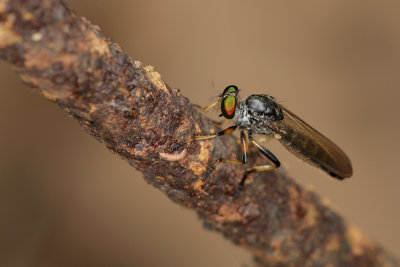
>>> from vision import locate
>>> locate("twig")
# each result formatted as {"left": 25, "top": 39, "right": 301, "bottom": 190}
{"left": 0, "top": 0, "right": 397, "bottom": 266}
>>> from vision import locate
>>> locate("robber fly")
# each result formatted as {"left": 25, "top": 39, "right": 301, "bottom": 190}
{"left": 195, "top": 85, "right": 353, "bottom": 190}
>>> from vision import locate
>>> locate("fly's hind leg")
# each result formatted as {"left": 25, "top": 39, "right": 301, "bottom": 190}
{"left": 238, "top": 133, "right": 281, "bottom": 192}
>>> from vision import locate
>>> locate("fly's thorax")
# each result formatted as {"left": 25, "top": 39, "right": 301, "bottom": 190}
{"left": 234, "top": 95, "right": 283, "bottom": 135}
{"left": 245, "top": 95, "right": 283, "bottom": 120}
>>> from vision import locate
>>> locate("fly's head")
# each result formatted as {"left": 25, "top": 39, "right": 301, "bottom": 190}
{"left": 219, "top": 85, "right": 239, "bottom": 119}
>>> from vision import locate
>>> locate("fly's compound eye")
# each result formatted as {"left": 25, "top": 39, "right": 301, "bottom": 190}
{"left": 222, "top": 85, "right": 238, "bottom": 97}
{"left": 220, "top": 85, "right": 238, "bottom": 119}
{"left": 221, "top": 94, "right": 237, "bottom": 119}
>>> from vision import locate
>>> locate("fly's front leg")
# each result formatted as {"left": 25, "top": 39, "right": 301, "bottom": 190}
{"left": 194, "top": 102, "right": 225, "bottom": 125}
{"left": 238, "top": 133, "right": 281, "bottom": 191}
{"left": 194, "top": 101, "right": 219, "bottom": 112}
{"left": 194, "top": 125, "right": 237, "bottom": 141}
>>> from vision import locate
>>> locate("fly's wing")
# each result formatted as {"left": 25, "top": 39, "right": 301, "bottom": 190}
{"left": 268, "top": 107, "right": 353, "bottom": 179}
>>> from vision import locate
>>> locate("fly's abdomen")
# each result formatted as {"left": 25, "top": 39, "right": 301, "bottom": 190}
{"left": 279, "top": 125, "right": 328, "bottom": 163}
{"left": 273, "top": 113, "right": 352, "bottom": 179}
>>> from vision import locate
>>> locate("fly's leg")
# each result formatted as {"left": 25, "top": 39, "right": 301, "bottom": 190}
{"left": 238, "top": 133, "right": 281, "bottom": 191}
{"left": 219, "top": 131, "right": 248, "bottom": 165}
{"left": 194, "top": 102, "right": 224, "bottom": 125}
{"left": 194, "top": 126, "right": 237, "bottom": 141}
{"left": 194, "top": 127, "right": 243, "bottom": 173}
{"left": 194, "top": 101, "right": 219, "bottom": 112}
{"left": 248, "top": 133, "right": 280, "bottom": 167}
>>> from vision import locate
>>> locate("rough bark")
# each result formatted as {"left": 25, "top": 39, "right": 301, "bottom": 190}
{"left": 0, "top": 0, "right": 397, "bottom": 266}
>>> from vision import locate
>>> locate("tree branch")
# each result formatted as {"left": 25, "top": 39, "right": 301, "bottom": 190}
{"left": 0, "top": 0, "right": 397, "bottom": 266}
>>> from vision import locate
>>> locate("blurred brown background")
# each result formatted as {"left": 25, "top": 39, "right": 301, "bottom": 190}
{"left": 1, "top": 0, "right": 400, "bottom": 266}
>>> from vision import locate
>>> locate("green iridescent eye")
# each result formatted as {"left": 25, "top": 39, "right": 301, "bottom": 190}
{"left": 222, "top": 85, "right": 238, "bottom": 97}
{"left": 221, "top": 95, "right": 236, "bottom": 119}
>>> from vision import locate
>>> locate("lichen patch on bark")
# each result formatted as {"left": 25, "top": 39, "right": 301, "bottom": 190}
{"left": 214, "top": 204, "right": 243, "bottom": 223}
{"left": 0, "top": 13, "right": 21, "bottom": 48}
{"left": 189, "top": 162, "right": 206, "bottom": 176}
